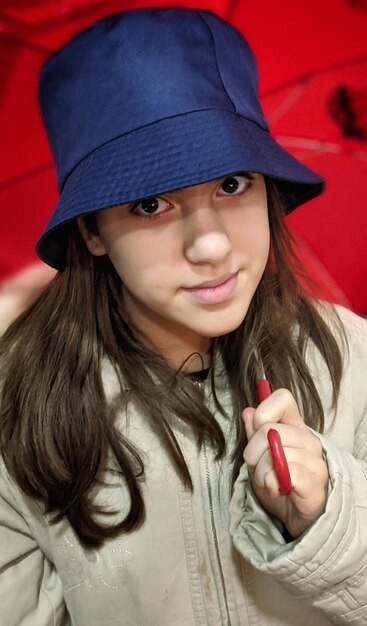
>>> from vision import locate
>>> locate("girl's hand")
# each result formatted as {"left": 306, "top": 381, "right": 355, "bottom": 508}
{"left": 242, "top": 389, "right": 329, "bottom": 539}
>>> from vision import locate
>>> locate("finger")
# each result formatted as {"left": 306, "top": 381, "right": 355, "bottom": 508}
{"left": 252, "top": 448, "right": 328, "bottom": 499}
{"left": 244, "top": 423, "right": 320, "bottom": 469}
{"left": 242, "top": 407, "right": 256, "bottom": 441}
{"left": 256, "top": 379, "right": 271, "bottom": 403}
{"left": 267, "top": 429, "right": 292, "bottom": 495}
{"left": 252, "top": 388, "right": 306, "bottom": 432}
{"left": 245, "top": 430, "right": 293, "bottom": 495}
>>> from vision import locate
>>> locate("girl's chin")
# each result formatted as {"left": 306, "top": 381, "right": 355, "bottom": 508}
{"left": 193, "top": 314, "right": 246, "bottom": 339}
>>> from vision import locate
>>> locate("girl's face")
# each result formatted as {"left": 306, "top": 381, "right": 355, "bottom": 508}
{"left": 80, "top": 173, "right": 270, "bottom": 366}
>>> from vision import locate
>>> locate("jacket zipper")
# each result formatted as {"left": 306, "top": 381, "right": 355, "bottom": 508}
{"left": 203, "top": 444, "right": 232, "bottom": 626}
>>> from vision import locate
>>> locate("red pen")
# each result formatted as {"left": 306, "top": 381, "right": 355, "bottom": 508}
{"left": 256, "top": 378, "right": 293, "bottom": 496}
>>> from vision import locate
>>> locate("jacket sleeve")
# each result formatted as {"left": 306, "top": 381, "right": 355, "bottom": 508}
{"left": 230, "top": 306, "right": 367, "bottom": 625}
{"left": 0, "top": 461, "right": 68, "bottom": 626}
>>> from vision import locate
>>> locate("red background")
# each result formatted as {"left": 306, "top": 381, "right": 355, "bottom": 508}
{"left": 1, "top": 0, "right": 366, "bottom": 313}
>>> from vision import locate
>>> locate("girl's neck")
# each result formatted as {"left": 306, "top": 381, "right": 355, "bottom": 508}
{"left": 133, "top": 323, "right": 211, "bottom": 373}
{"left": 152, "top": 338, "right": 210, "bottom": 373}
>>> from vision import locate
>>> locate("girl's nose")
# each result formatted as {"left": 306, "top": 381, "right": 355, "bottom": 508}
{"left": 183, "top": 206, "right": 232, "bottom": 265}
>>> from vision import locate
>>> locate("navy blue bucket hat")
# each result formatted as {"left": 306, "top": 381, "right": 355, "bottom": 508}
{"left": 37, "top": 7, "right": 324, "bottom": 270}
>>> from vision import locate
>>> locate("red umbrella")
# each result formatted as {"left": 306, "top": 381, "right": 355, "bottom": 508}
{"left": 1, "top": 0, "right": 366, "bottom": 314}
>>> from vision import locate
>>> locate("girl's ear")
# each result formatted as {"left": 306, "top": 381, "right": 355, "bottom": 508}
{"left": 77, "top": 216, "right": 107, "bottom": 257}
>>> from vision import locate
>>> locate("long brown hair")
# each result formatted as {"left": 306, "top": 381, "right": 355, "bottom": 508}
{"left": 0, "top": 180, "right": 344, "bottom": 548}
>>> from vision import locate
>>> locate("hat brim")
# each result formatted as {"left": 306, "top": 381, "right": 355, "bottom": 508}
{"left": 37, "top": 109, "right": 324, "bottom": 270}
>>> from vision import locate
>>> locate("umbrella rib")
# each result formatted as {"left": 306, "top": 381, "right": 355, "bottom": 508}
{"left": 267, "top": 83, "right": 308, "bottom": 125}
{"left": 275, "top": 135, "right": 367, "bottom": 159}
{"left": 0, "top": 1, "right": 139, "bottom": 38}
{"left": 0, "top": 30, "right": 53, "bottom": 55}
{"left": 261, "top": 53, "right": 367, "bottom": 98}
{"left": 0, "top": 163, "right": 55, "bottom": 193}
{"left": 225, "top": 0, "right": 240, "bottom": 20}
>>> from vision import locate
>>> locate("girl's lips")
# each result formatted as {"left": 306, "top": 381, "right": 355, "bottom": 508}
{"left": 183, "top": 272, "right": 239, "bottom": 305}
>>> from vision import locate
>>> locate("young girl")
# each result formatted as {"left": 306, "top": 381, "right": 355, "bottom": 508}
{"left": 1, "top": 8, "right": 366, "bottom": 626}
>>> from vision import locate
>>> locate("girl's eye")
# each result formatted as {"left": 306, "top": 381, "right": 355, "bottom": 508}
{"left": 219, "top": 173, "right": 253, "bottom": 196}
{"left": 130, "top": 196, "right": 171, "bottom": 217}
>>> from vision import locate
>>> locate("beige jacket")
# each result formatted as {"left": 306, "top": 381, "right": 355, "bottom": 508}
{"left": 0, "top": 305, "right": 367, "bottom": 626}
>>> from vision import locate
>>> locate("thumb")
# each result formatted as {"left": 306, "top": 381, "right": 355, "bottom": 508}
{"left": 242, "top": 407, "right": 256, "bottom": 441}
